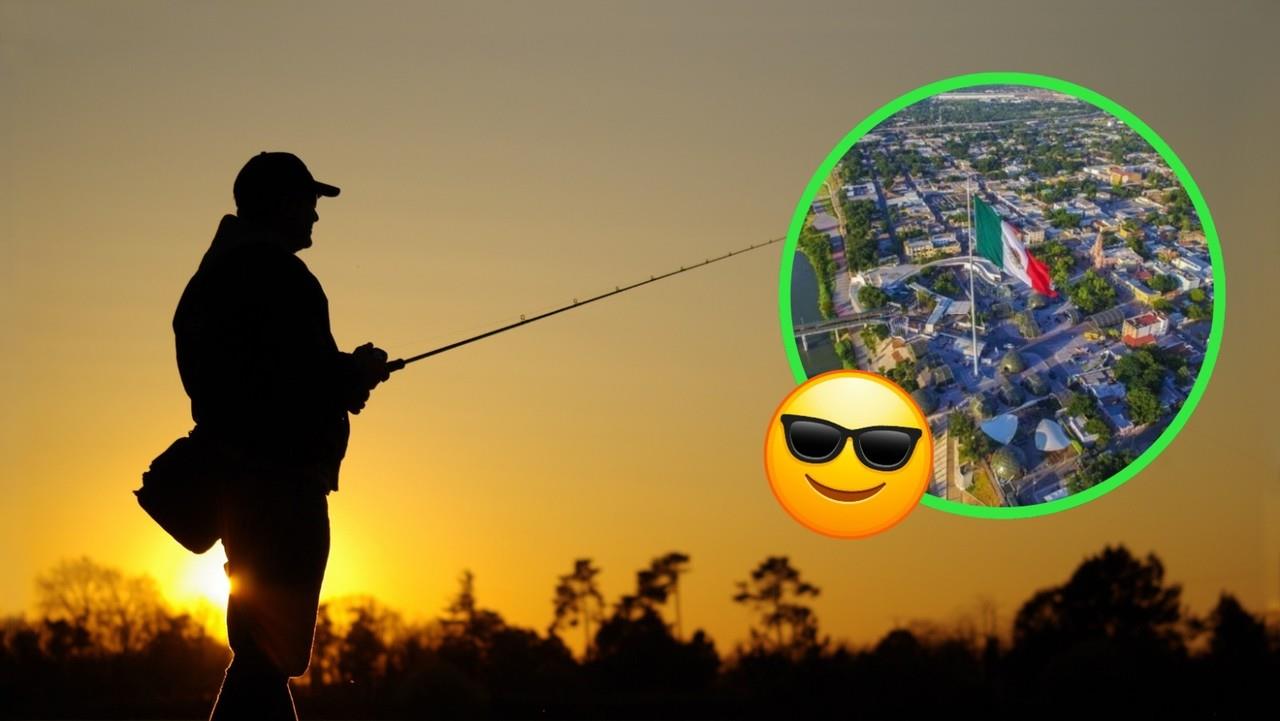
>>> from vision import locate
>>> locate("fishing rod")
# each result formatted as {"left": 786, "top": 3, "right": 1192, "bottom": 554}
{"left": 387, "top": 235, "right": 785, "bottom": 373}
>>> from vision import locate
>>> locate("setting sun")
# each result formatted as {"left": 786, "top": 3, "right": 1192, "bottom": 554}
{"left": 177, "top": 545, "right": 231, "bottom": 605}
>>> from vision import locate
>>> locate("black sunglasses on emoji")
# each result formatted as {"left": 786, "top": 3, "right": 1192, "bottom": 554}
{"left": 780, "top": 414, "right": 924, "bottom": 471}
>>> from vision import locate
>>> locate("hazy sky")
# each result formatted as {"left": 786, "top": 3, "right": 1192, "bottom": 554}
{"left": 3, "top": 0, "right": 1277, "bottom": 649}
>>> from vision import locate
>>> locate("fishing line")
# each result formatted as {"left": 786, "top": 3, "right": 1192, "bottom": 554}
{"left": 388, "top": 235, "right": 785, "bottom": 372}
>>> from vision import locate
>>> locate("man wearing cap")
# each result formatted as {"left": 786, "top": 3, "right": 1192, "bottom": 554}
{"left": 174, "top": 152, "right": 390, "bottom": 719}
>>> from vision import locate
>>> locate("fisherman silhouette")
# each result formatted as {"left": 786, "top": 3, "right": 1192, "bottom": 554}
{"left": 172, "top": 152, "right": 390, "bottom": 720}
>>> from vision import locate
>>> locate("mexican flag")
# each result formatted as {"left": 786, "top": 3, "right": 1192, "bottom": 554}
{"left": 974, "top": 196, "right": 1057, "bottom": 297}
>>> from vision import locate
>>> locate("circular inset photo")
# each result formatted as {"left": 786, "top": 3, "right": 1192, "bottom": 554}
{"left": 779, "top": 73, "right": 1224, "bottom": 518}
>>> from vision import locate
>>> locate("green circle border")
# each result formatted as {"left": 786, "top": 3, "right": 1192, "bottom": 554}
{"left": 778, "top": 72, "right": 1226, "bottom": 519}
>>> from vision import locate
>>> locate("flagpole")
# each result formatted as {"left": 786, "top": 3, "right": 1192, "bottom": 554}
{"left": 967, "top": 174, "right": 979, "bottom": 375}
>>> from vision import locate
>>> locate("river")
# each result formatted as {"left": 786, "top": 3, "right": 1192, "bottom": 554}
{"left": 789, "top": 252, "right": 842, "bottom": 376}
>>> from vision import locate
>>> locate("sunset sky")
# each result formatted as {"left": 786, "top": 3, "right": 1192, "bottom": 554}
{"left": 3, "top": 1, "right": 1277, "bottom": 651}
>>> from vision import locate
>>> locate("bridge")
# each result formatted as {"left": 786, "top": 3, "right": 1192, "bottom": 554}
{"left": 793, "top": 257, "right": 1007, "bottom": 351}
{"left": 793, "top": 310, "right": 899, "bottom": 349}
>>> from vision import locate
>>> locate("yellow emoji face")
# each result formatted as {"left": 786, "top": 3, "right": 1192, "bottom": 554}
{"left": 764, "top": 370, "right": 933, "bottom": 539}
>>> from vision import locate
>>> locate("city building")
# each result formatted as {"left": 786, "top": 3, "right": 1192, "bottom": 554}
{"left": 1100, "top": 400, "right": 1135, "bottom": 435}
{"left": 1122, "top": 311, "right": 1169, "bottom": 347}
{"left": 1121, "top": 276, "right": 1163, "bottom": 306}
{"left": 1172, "top": 255, "right": 1207, "bottom": 274}
{"left": 1178, "top": 229, "right": 1206, "bottom": 247}
{"left": 1141, "top": 187, "right": 1170, "bottom": 204}
{"left": 951, "top": 335, "right": 987, "bottom": 360}
{"left": 886, "top": 190, "right": 923, "bottom": 208}
{"left": 1168, "top": 269, "right": 1201, "bottom": 291}
{"left": 924, "top": 297, "right": 951, "bottom": 335}
{"left": 1023, "top": 372, "right": 1049, "bottom": 396}
{"left": 904, "top": 232, "right": 962, "bottom": 261}
{"left": 905, "top": 237, "right": 933, "bottom": 260}
{"left": 981, "top": 414, "right": 1019, "bottom": 445}
{"left": 1104, "top": 247, "right": 1144, "bottom": 269}
{"left": 929, "top": 233, "right": 962, "bottom": 256}
{"left": 1074, "top": 369, "right": 1125, "bottom": 402}
{"left": 1064, "top": 413, "right": 1100, "bottom": 446}
{"left": 1021, "top": 224, "right": 1046, "bottom": 245}
{"left": 810, "top": 211, "right": 840, "bottom": 235}
{"left": 1108, "top": 165, "right": 1144, "bottom": 186}
{"left": 844, "top": 182, "right": 876, "bottom": 200}
{"left": 1088, "top": 306, "right": 1127, "bottom": 328}
{"left": 910, "top": 387, "right": 937, "bottom": 414}
{"left": 916, "top": 362, "right": 954, "bottom": 388}
{"left": 1034, "top": 418, "right": 1071, "bottom": 452}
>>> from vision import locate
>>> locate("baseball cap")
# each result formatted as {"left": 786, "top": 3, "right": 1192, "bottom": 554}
{"left": 233, "top": 152, "right": 340, "bottom": 211}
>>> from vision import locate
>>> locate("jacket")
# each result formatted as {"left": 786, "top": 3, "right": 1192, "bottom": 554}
{"left": 173, "top": 214, "right": 359, "bottom": 492}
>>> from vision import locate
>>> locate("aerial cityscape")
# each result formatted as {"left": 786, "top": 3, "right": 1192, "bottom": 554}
{"left": 790, "top": 85, "right": 1215, "bottom": 507}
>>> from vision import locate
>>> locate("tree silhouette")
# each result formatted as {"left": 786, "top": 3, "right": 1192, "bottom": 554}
{"left": 549, "top": 558, "right": 603, "bottom": 658}
{"left": 1010, "top": 545, "right": 1187, "bottom": 713}
{"left": 445, "top": 569, "right": 494, "bottom": 636}
{"left": 338, "top": 598, "right": 400, "bottom": 690}
{"left": 440, "top": 570, "right": 507, "bottom": 666}
{"left": 589, "top": 554, "right": 718, "bottom": 712}
{"left": 302, "top": 595, "right": 403, "bottom": 712}
{"left": 1197, "top": 593, "right": 1274, "bottom": 715}
{"left": 35, "top": 556, "right": 167, "bottom": 654}
{"left": 1204, "top": 593, "right": 1268, "bottom": 662}
{"left": 1013, "top": 545, "right": 1183, "bottom": 650}
{"left": 38, "top": 618, "right": 92, "bottom": 661}
{"left": 6, "top": 559, "right": 227, "bottom": 718}
{"left": 733, "top": 556, "right": 823, "bottom": 657}
{"left": 614, "top": 552, "right": 690, "bottom": 638}
{"left": 588, "top": 609, "right": 719, "bottom": 712}
{"left": 433, "top": 570, "right": 576, "bottom": 717}
{"left": 307, "top": 603, "right": 340, "bottom": 688}
{"left": 4, "top": 549, "right": 1276, "bottom": 718}
{"left": 653, "top": 552, "right": 691, "bottom": 640}
{"left": 341, "top": 607, "right": 386, "bottom": 689}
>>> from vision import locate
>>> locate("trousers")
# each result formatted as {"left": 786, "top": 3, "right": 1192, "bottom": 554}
{"left": 209, "top": 469, "right": 330, "bottom": 721}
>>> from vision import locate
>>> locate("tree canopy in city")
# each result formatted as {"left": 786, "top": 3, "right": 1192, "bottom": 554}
{"left": 1068, "top": 270, "right": 1116, "bottom": 314}
{"left": 1126, "top": 386, "right": 1162, "bottom": 425}
{"left": 858, "top": 285, "right": 889, "bottom": 309}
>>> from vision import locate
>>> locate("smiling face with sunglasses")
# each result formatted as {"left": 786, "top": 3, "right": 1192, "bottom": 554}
{"left": 764, "top": 371, "right": 933, "bottom": 539}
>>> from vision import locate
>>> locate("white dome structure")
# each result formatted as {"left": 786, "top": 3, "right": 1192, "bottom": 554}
{"left": 979, "top": 413, "right": 1018, "bottom": 445}
{"left": 1034, "top": 419, "right": 1071, "bottom": 452}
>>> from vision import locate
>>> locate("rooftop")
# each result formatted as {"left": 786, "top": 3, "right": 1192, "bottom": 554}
{"left": 1126, "top": 311, "right": 1166, "bottom": 328}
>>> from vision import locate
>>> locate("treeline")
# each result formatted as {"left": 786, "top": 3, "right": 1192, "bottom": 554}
{"left": 2, "top": 546, "right": 1277, "bottom": 719}
{"left": 835, "top": 152, "right": 894, "bottom": 270}
{"left": 868, "top": 148, "right": 937, "bottom": 188}
{"left": 1113, "top": 345, "right": 1188, "bottom": 425}
{"left": 1031, "top": 176, "right": 1099, "bottom": 203}
{"left": 796, "top": 224, "right": 836, "bottom": 319}
{"left": 1068, "top": 269, "right": 1117, "bottom": 314}
{"left": 840, "top": 197, "right": 878, "bottom": 271}
{"left": 899, "top": 97, "right": 1088, "bottom": 126}
{"left": 966, "top": 125, "right": 1089, "bottom": 179}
